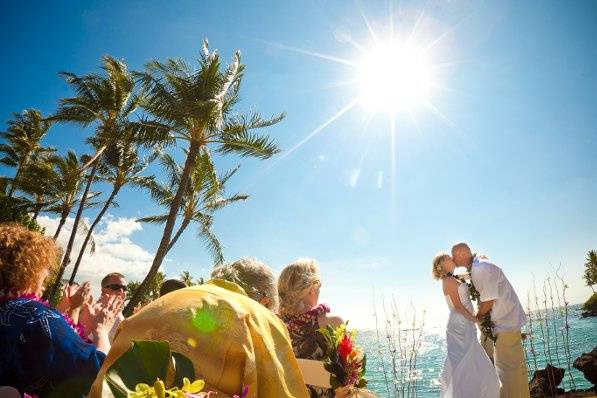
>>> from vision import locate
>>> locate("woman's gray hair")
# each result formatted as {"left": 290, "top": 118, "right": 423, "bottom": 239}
{"left": 211, "top": 257, "right": 279, "bottom": 313}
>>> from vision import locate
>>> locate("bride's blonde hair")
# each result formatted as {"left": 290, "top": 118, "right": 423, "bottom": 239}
{"left": 278, "top": 258, "right": 321, "bottom": 317}
{"left": 432, "top": 252, "right": 451, "bottom": 280}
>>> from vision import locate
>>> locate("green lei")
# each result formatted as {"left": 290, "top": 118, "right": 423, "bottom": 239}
{"left": 451, "top": 254, "right": 497, "bottom": 344}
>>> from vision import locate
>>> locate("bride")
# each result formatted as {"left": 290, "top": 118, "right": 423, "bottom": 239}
{"left": 432, "top": 253, "right": 500, "bottom": 398}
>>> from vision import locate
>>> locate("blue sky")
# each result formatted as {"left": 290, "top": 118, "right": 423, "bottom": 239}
{"left": 2, "top": 0, "right": 596, "bottom": 327}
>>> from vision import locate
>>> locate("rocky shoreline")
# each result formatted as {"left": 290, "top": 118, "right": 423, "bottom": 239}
{"left": 529, "top": 347, "right": 597, "bottom": 398}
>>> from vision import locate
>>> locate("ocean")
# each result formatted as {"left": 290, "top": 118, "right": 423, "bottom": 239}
{"left": 358, "top": 305, "right": 596, "bottom": 397}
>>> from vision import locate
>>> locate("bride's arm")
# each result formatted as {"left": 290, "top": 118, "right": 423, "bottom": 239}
{"left": 443, "top": 278, "right": 477, "bottom": 323}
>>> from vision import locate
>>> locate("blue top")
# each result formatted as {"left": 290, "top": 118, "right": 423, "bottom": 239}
{"left": 0, "top": 297, "right": 105, "bottom": 397}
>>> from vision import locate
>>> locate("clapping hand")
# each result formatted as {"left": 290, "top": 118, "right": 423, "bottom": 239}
{"left": 80, "top": 294, "right": 123, "bottom": 335}
{"left": 79, "top": 295, "right": 124, "bottom": 353}
{"left": 92, "top": 295, "right": 124, "bottom": 335}
{"left": 55, "top": 282, "right": 92, "bottom": 323}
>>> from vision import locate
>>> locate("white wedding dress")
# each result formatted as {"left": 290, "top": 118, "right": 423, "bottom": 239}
{"left": 440, "top": 282, "right": 500, "bottom": 398}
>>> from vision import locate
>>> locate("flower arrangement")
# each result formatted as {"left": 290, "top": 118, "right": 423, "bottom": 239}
{"left": 128, "top": 378, "right": 211, "bottom": 398}
{"left": 129, "top": 378, "right": 249, "bottom": 398}
{"left": 317, "top": 323, "right": 368, "bottom": 389}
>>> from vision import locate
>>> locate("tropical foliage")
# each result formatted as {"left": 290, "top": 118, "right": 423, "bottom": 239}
{"left": 126, "top": 272, "right": 166, "bottom": 307}
{"left": 139, "top": 151, "right": 247, "bottom": 264}
{"left": 44, "top": 55, "right": 168, "bottom": 300}
{"left": 123, "top": 39, "right": 283, "bottom": 314}
{"left": 583, "top": 250, "right": 597, "bottom": 293}
{"left": 0, "top": 109, "right": 54, "bottom": 197}
{"left": 0, "top": 193, "right": 44, "bottom": 232}
{"left": 0, "top": 39, "right": 283, "bottom": 314}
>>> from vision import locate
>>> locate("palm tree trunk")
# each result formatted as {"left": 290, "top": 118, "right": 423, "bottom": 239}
{"left": 7, "top": 157, "right": 27, "bottom": 197}
{"left": 44, "top": 162, "right": 98, "bottom": 300}
{"left": 166, "top": 217, "right": 191, "bottom": 254}
{"left": 68, "top": 183, "right": 121, "bottom": 285}
{"left": 53, "top": 208, "right": 69, "bottom": 240}
{"left": 123, "top": 141, "right": 200, "bottom": 315}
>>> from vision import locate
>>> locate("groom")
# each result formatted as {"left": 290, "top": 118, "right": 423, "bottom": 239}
{"left": 451, "top": 242, "right": 530, "bottom": 398}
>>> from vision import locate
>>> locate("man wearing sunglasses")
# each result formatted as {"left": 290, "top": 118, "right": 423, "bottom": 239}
{"left": 98, "top": 272, "right": 127, "bottom": 341}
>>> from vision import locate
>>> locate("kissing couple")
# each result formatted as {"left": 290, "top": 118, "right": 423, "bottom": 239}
{"left": 433, "top": 242, "right": 530, "bottom": 398}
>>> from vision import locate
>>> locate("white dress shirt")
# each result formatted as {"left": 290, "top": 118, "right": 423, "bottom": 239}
{"left": 471, "top": 257, "right": 527, "bottom": 333}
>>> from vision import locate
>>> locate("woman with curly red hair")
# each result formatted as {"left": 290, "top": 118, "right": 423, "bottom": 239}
{"left": 0, "top": 223, "right": 121, "bottom": 397}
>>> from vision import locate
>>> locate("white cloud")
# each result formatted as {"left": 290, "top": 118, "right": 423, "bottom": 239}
{"left": 38, "top": 215, "right": 156, "bottom": 296}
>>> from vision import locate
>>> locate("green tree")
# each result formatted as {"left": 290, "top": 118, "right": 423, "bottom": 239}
{"left": 124, "top": 40, "right": 283, "bottom": 315}
{"left": 126, "top": 271, "right": 166, "bottom": 308}
{"left": 180, "top": 271, "right": 195, "bottom": 287}
{"left": 35, "top": 151, "right": 87, "bottom": 240}
{"left": 16, "top": 153, "right": 58, "bottom": 220}
{"left": 0, "top": 109, "right": 54, "bottom": 197}
{"left": 67, "top": 139, "right": 157, "bottom": 284}
{"left": 139, "top": 151, "right": 247, "bottom": 263}
{"left": 47, "top": 55, "right": 166, "bottom": 299}
{"left": 0, "top": 193, "right": 43, "bottom": 232}
{"left": 584, "top": 250, "right": 597, "bottom": 293}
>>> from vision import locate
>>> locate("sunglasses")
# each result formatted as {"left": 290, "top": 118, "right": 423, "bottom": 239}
{"left": 104, "top": 284, "right": 127, "bottom": 292}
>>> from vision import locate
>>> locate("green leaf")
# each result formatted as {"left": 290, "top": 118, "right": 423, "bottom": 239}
{"left": 105, "top": 340, "right": 171, "bottom": 391}
{"left": 104, "top": 340, "right": 196, "bottom": 397}
{"left": 172, "top": 351, "right": 195, "bottom": 387}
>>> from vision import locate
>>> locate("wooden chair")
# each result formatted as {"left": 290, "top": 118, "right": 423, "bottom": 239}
{"left": 296, "top": 358, "right": 332, "bottom": 388}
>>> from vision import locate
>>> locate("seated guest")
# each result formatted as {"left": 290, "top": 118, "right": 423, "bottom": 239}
{"left": 278, "top": 258, "right": 344, "bottom": 398}
{"left": 211, "top": 257, "right": 279, "bottom": 312}
{"left": 89, "top": 261, "right": 309, "bottom": 398}
{"left": 159, "top": 278, "right": 186, "bottom": 297}
{"left": 0, "top": 224, "right": 121, "bottom": 397}
{"left": 94, "top": 272, "right": 127, "bottom": 342}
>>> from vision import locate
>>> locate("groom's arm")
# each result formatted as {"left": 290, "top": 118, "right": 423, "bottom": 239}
{"left": 472, "top": 266, "right": 499, "bottom": 320}
{"left": 476, "top": 300, "right": 494, "bottom": 320}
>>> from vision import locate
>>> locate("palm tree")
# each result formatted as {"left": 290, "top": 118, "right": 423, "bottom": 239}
{"left": 38, "top": 151, "right": 86, "bottom": 240}
{"left": 584, "top": 250, "right": 597, "bottom": 293}
{"left": 46, "top": 55, "right": 167, "bottom": 299}
{"left": 67, "top": 138, "right": 157, "bottom": 284}
{"left": 180, "top": 271, "right": 195, "bottom": 287}
{"left": 0, "top": 109, "right": 54, "bottom": 197}
{"left": 124, "top": 40, "right": 284, "bottom": 314}
{"left": 139, "top": 150, "right": 247, "bottom": 263}
{"left": 17, "top": 152, "right": 60, "bottom": 220}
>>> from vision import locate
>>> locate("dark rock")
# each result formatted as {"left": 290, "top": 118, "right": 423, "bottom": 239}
{"left": 529, "top": 364, "right": 565, "bottom": 397}
{"left": 573, "top": 346, "right": 597, "bottom": 386}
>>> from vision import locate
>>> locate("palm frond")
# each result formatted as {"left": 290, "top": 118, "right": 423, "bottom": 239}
{"left": 204, "top": 193, "right": 248, "bottom": 211}
{"left": 137, "top": 214, "right": 169, "bottom": 224}
{"left": 216, "top": 112, "right": 283, "bottom": 159}
{"left": 196, "top": 215, "right": 224, "bottom": 265}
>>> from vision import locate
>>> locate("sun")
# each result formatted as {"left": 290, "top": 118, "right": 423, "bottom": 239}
{"left": 356, "top": 41, "right": 433, "bottom": 112}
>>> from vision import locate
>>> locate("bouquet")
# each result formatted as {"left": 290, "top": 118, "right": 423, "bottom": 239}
{"left": 317, "top": 323, "right": 368, "bottom": 389}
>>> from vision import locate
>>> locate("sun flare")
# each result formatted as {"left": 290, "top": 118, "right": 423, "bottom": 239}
{"left": 357, "top": 42, "right": 433, "bottom": 112}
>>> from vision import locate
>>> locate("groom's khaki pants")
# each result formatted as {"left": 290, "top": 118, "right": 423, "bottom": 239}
{"left": 482, "top": 330, "right": 530, "bottom": 398}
